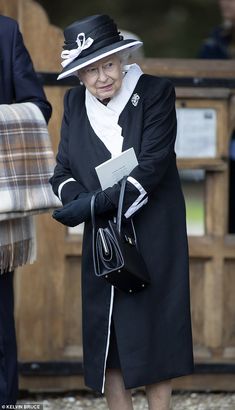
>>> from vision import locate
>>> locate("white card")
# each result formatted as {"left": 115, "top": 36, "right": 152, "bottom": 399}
{"left": 95, "top": 148, "right": 138, "bottom": 190}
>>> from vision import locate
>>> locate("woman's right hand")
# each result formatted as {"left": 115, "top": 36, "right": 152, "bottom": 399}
{"left": 52, "top": 192, "right": 94, "bottom": 227}
{"left": 52, "top": 190, "right": 115, "bottom": 227}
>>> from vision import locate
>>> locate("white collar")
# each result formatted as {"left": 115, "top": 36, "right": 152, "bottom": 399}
{"left": 85, "top": 64, "right": 143, "bottom": 157}
{"left": 107, "top": 63, "right": 143, "bottom": 114}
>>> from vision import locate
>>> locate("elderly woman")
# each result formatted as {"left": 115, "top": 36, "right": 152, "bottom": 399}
{"left": 50, "top": 14, "right": 194, "bottom": 410}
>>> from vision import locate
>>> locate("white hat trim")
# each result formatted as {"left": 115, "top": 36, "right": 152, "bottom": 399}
{"left": 57, "top": 40, "right": 143, "bottom": 80}
{"left": 61, "top": 33, "right": 94, "bottom": 68}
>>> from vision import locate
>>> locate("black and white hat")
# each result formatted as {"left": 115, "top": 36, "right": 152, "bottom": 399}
{"left": 58, "top": 14, "right": 143, "bottom": 80}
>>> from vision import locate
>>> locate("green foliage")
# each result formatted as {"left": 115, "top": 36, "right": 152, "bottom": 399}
{"left": 35, "top": 0, "right": 221, "bottom": 58}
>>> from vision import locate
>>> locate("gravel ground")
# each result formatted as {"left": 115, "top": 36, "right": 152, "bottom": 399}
{"left": 18, "top": 391, "right": 235, "bottom": 409}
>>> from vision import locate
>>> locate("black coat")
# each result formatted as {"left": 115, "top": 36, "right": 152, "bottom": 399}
{"left": 51, "top": 74, "right": 194, "bottom": 392}
{"left": 0, "top": 15, "right": 52, "bottom": 122}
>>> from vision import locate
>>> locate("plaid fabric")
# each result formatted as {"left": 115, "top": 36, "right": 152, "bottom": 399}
{"left": 0, "top": 102, "right": 60, "bottom": 220}
{"left": 0, "top": 216, "right": 36, "bottom": 274}
{"left": 0, "top": 102, "right": 60, "bottom": 273}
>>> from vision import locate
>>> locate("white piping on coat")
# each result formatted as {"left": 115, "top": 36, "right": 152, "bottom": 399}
{"left": 101, "top": 285, "right": 114, "bottom": 393}
{"left": 58, "top": 177, "right": 76, "bottom": 200}
{"left": 124, "top": 176, "right": 148, "bottom": 218}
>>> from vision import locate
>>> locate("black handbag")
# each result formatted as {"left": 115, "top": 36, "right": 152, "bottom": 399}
{"left": 91, "top": 177, "right": 150, "bottom": 294}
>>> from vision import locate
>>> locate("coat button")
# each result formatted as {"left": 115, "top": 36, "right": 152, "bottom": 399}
{"left": 142, "top": 284, "right": 145, "bottom": 287}
{"left": 129, "top": 289, "right": 133, "bottom": 293}
{"left": 105, "top": 275, "right": 109, "bottom": 278}
{"left": 118, "top": 270, "right": 121, "bottom": 273}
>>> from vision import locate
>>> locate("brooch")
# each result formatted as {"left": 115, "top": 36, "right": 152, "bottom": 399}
{"left": 131, "top": 93, "right": 140, "bottom": 107}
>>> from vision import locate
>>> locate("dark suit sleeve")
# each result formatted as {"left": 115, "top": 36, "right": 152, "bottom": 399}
{"left": 130, "top": 80, "right": 176, "bottom": 190}
{"left": 104, "top": 79, "right": 177, "bottom": 218}
{"left": 49, "top": 90, "right": 87, "bottom": 205}
{"left": 12, "top": 21, "right": 52, "bottom": 123}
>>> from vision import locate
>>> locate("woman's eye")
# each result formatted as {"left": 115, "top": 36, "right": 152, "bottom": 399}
{"left": 104, "top": 62, "right": 113, "bottom": 69}
{"left": 86, "top": 67, "right": 97, "bottom": 74}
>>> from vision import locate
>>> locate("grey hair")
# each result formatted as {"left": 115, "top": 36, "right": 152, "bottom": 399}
{"left": 117, "top": 49, "right": 131, "bottom": 65}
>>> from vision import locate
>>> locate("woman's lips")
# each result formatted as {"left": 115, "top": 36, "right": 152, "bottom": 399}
{"left": 98, "top": 84, "right": 113, "bottom": 91}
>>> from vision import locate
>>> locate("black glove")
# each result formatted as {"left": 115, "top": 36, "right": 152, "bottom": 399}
{"left": 52, "top": 190, "right": 115, "bottom": 227}
{"left": 95, "top": 190, "right": 115, "bottom": 215}
{"left": 52, "top": 192, "right": 94, "bottom": 227}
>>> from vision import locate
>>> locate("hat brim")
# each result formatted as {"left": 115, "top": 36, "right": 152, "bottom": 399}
{"left": 57, "top": 39, "right": 143, "bottom": 80}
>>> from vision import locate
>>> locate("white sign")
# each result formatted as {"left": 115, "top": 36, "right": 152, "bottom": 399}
{"left": 175, "top": 108, "right": 217, "bottom": 158}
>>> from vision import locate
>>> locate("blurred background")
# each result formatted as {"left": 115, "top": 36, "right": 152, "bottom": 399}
{"left": 35, "top": 0, "right": 220, "bottom": 58}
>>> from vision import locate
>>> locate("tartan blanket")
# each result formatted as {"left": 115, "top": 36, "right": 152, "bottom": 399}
{"left": 0, "top": 102, "right": 60, "bottom": 273}
{"left": 0, "top": 216, "right": 36, "bottom": 274}
{"left": 0, "top": 102, "right": 60, "bottom": 220}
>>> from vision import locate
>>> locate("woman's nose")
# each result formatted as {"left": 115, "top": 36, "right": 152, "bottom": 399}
{"left": 97, "top": 67, "right": 108, "bottom": 81}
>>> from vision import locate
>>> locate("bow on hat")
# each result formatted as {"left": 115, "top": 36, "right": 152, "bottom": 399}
{"left": 61, "top": 33, "right": 94, "bottom": 68}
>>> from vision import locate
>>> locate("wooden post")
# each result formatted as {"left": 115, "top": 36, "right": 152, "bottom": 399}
{"left": 0, "top": 0, "right": 18, "bottom": 19}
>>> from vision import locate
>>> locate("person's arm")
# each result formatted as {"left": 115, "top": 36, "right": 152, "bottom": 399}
{"left": 104, "top": 79, "right": 177, "bottom": 218}
{"left": 50, "top": 89, "right": 88, "bottom": 205}
{"left": 12, "top": 21, "right": 52, "bottom": 123}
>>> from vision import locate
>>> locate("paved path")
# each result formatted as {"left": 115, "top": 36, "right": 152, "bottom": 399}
{"left": 18, "top": 392, "right": 235, "bottom": 409}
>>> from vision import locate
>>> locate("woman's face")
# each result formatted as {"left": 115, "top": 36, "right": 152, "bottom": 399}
{"left": 78, "top": 54, "right": 123, "bottom": 101}
{"left": 219, "top": 0, "right": 235, "bottom": 22}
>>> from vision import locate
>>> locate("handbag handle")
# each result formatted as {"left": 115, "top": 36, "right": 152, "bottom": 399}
{"left": 116, "top": 176, "right": 128, "bottom": 234}
{"left": 91, "top": 192, "right": 98, "bottom": 230}
{"left": 91, "top": 176, "right": 127, "bottom": 233}
{"left": 116, "top": 177, "right": 138, "bottom": 247}
{"left": 91, "top": 176, "right": 137, "bottom": 245}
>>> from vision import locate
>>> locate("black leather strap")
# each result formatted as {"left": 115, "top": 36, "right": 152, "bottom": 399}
{"left": 91, "top": 176, "right": 138, "bottom": 246}
{"left": 91, "top": 176, "right": 128, "bottom": 233}
{"left": 91, "top": 192, "right": 98, "bottom": 229}
{"left": 91, "top": 192, "right": 99, "bottom": 272}
{"left": 116, "top": 176, "right": 128, "bottom": 234}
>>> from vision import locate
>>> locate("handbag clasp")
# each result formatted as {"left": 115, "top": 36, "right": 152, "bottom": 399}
{"left": 124, "top": 235, "right": 135, "bottom": 245}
